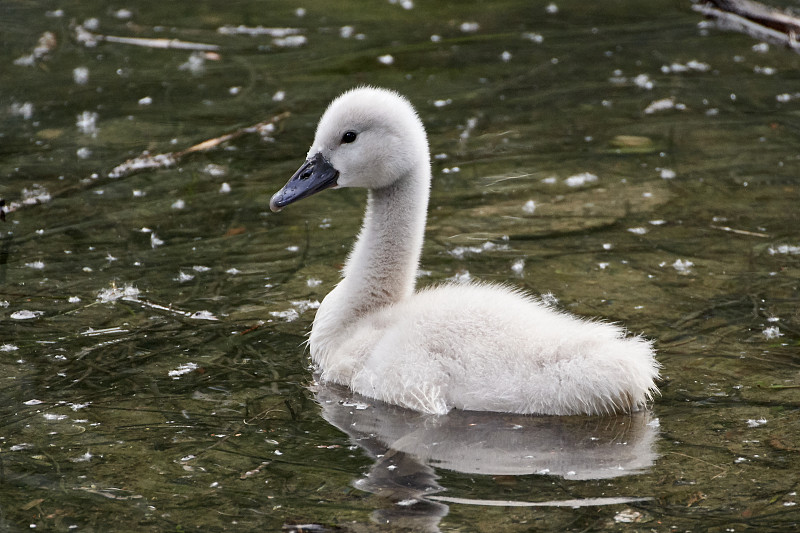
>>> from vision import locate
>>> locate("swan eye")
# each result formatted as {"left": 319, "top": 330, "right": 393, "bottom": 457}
{"left": 341, "top": 131, "right": 357, "bottom": 144}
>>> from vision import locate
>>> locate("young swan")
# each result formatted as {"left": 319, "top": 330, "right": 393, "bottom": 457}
{"left": 270, "top": 87, "right": 659, "bottom": 416}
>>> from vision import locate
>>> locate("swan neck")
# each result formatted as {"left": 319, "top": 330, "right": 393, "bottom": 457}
{"left": 342, "top": 164, "right": 429, "bottom": 313}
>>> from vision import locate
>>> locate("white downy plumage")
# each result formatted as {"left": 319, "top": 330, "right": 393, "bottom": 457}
{"left": 270, "top": 87, "right": 659, "bottom": 416}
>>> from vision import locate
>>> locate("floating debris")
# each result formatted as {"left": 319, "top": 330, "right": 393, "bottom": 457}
{"left": 11, "top": 310, "right": 43, "bottom": 320}
{"left": 644, "top": 97, "right": 686, "bottom": 114}
{"left": 768, "top": 244, "right": 800, "bottom": 254}
{"left": 97, "top": 284, "right": 140, "bottom": 303}
{"left": 75, "top": 24, "right": 220, "bottom": 51}
{"left": 564, "top": 172, "right": 598, "bottom": 187}
{"left": 13, "top": 31, "right": 57, "bottom": 66}
{"left": 273, "top": 35, "right": 307, "bottom": 48}
{"left": 108, "top": 112, "right": 290, "bottom": 179}
{"left": 377, "top": 54, "right": 394, "bottom": 65}
{"left": 189, "top": 310, "right": 219, "bottom": 321}
{"left": 9, "top": 102, "right": 34, "bottom": 120}
{"left": 169, "top": 362, "right": 199, "bottom": 379}
{"left": 522, "top": 200, "right": 536, "bottom": 214}
{"left": 747, "top": 417, "right": 767, "bottom": 427}
{"left": 660, "top": 60, "right": 710, "bottom": 73}
{"left": 460, "top": 22, "right": 480, "bottom": 33}
{"left": 671, "top": 258, "right": 694, "bottom": 274}
{"left": 216, "top": 25, "right": 302, "bottom": 38}
{"left": 762, "top": 326, "right": 782, "bottom": 339}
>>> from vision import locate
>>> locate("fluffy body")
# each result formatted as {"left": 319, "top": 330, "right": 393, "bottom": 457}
{"left": 278, "top": 87, "right": 659, "bottom": 416}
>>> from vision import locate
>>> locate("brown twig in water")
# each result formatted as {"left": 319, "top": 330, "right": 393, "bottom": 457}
{"left": 108, "top": 111, "right": 291, "bottom": 179}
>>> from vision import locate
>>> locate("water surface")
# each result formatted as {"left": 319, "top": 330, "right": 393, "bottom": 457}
{"left": 1, "top": 0, "right": 799, "bottom": 531}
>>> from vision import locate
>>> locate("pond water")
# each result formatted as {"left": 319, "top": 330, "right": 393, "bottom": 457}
{"left": 2, "top": 0, "right": 799, "bottom": 531}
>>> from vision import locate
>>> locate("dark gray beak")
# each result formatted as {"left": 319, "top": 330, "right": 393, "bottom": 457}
{"left": 270, "top": 152, "right": 339, "bottom": 212}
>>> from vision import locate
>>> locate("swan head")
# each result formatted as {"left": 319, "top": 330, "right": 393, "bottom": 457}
{"left": 270, "top": 87, "right": 429, "bottom": 212}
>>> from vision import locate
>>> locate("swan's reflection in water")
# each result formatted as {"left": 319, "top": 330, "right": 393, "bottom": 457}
{"left": 315, "top": 382, "right": 659, "bottom": 531}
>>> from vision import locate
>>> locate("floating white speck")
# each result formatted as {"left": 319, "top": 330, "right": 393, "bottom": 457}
{"left": 219, "top": 182, "right": 231, "bottom": 194}
{"left": 272, "top": 90, "right": 286, "bottom": 102}
{"left": 661, "top": 60, "right": 710, "bottom": 73}
{"left": 644, "top": 97, "right": 679, "bottom": 114}
{"left": 377, "top": 54, "right": 394, "bottom": 65}
{"left": 77, "top": 147, "right": 92, "bottom": 159}
{"left": 71, "top": 451, "right": 93, "bottom": 463}
{"left": 340, "top": 25, "right": 354, "bottom": 38}
{"left": 25, "top": 261, "right": 45, "bottom": 270}
{"left": 633, "top": 74, "right": 654, "bottom": 90}
{"left": 193, "top": 265, "right": 210, "bottom": 272}
{"left": 43, "top": 413, "right": 68, "bottom": 421}
{"left": 671, "top": 258, "right": 694, "bottom": 274}
{"left": 460, "top": 22, "right": 480, "bottom": 33}
{"left": 747, "top": 417, "right": 767, "bottom": 428}
{"left": 150, "top": 233, "right": 164, "bottom": 248}
{"left": 614, "top": 509, "right": 642, "bottom": 523}
{"left": 178, "top": 51, "right": 206, "bottom": 75}
{"left": 307, "top": 278, "right": 322, "bottom": 287}
{"left": 9, "top": 101, "right": 35, "bottom": 120}
{"left": 291, "top": 300, "right": 321, "bottom": 313}
{"left": 133, "top": 189, "right": 146, "bottom": 197}
{"left": 138, "top": 96, "right": 153, "bottom": 106}
{"left": 522, "top": 32, "right": 543, "bottom": 43}
{"left": 73, "top": 66, "right": 89, "bottom": 85}
{"left": 295, "top": 7, "right": 306, "bottom": 17}
{"left": 628, "top": 227, "right": 648, "bottom": 235}
{"left": 229, "top": 86, "right": 241, "bottom": 95}
{"left": 24, "top": 399, "right": 44, "bottom": 406}
{"left": 511, "top": 259, "right": 525, "bottom": 275}
{"left": 522, "top": 200, "right": 536, "bottom": 214}
{"left": 433, "top": 99, "right": 452, "bottom": 108}
{"left": 113, "top": 8, "right": 133, "bottom": 19}
{"left": 226, "top": 268, "right": 241, "bottom": 275}
{"left": 752, "top": 42, "right": 769, "bottom": 53}
{"left": 68, "top": 296, "right": 81, "bottom": 303}
{"left": 11, "top": 310, "right": 43, "bottom": 320}
{"left": 76, "top": 111, "right": 99, "bottom": 136}
{"left": 500, "top": 51, "right": 512, "bottom": 62}
{"left": 171, "top": 199, "right": 186, "bottom": 209}
{"left": 448, "top": 271, "right": 472, "bottom": 284}
{"left": 768, "top": 244, "right": 800, "bottom": 255}
{"left": 270, "top": 309, "right": 299, "bottom": 322}
{"left": 1, "top": 344, "right": 19, "bottom": 352}
{"left": 189, "top": 310, "right": 219, "bottom": 321}
{"left": 659, "top": 168, "right": 676, "bottom": 179}
{"left": 203, "top": 164, "right": 226, "bottom": 177}
{"left": 97, "top": 284, "right": 140, "bottom": 303}
{"left": 754, "top": 65, "right": 776, "bottom": 75}
{"left": 449, "top": 241, "right": 507, "bottom": 259}
{"left": 286, "top": 245, "right": 299, "bottom": 252}
{"left": 564, "top": 172, "right": 598, "bottom": 187}
{"left": 169, "top": 362, "right": 198, "bottom": 379}
{"left": 762, "top": 326, "right": 782, "bottom": 339}
{"left": 598, "top": 262, "right": 610, "bottom": 269}
{"left": 273, "top": 35, "right": 307, "bottom": 47}
{"left": 10, "top": 444, "right": 33, "bottom": 451}
{"left": 176, "top": 271, "right": 195, "bottom": 283}
{"left": 69, "top": 402, "right": 90, "bottom": 411}
{"left": 776, "top": 93, "right": 800, "bottom": 103}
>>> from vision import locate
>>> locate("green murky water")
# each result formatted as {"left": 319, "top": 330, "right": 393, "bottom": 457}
{"left": 2, "top": 0, "right": 799, "bottom": 531}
